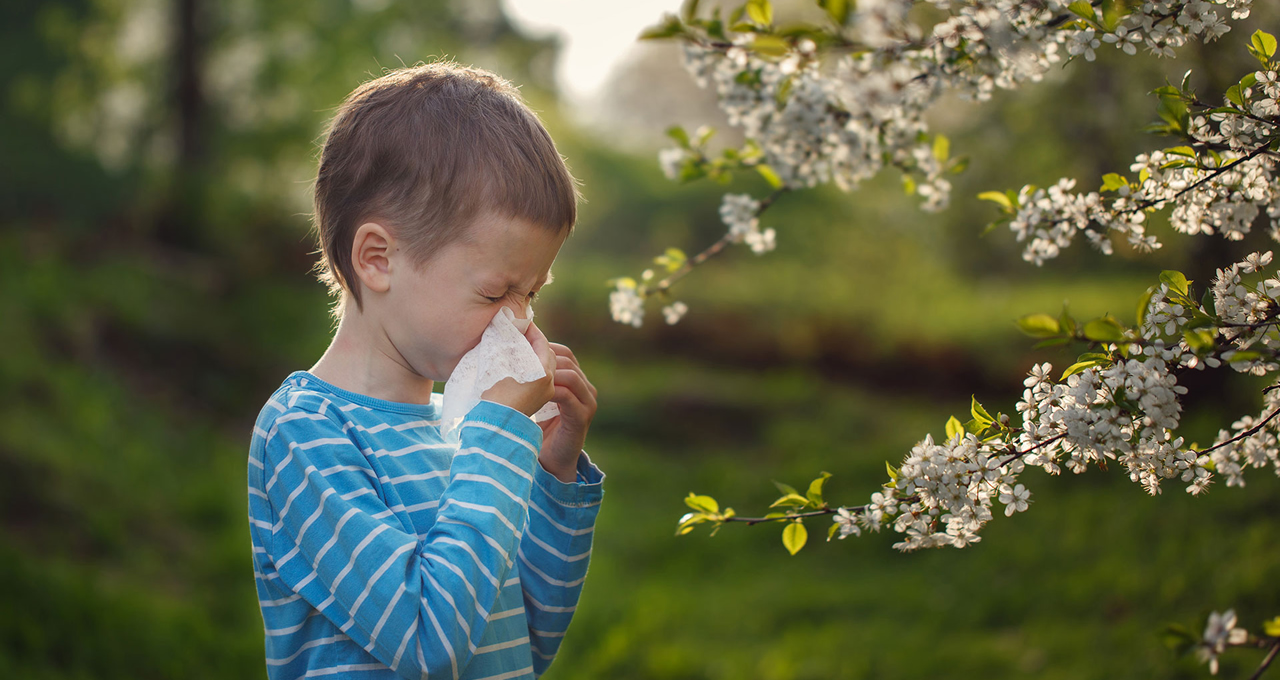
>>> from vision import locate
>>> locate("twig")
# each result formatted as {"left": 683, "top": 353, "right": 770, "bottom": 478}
{"left": 1247, "top": 640, "right": 1280, "bottom": 680}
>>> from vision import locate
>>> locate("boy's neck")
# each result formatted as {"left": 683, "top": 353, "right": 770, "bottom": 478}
{"left": 308, "top": 307, "right": 437, "bottom": 406}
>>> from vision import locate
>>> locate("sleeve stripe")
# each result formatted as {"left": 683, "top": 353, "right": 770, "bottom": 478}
{"left": 346, "top": 541, "right": 415, "bottom": 622}
{"left": 423, "top": 571, "right": 477, "bottom": 653}
{"left": 381, "top": 470, "right": 449, "bottom": 485}
{"left": 529, "top": 500, "right": 595, "bottom": 536}
{"left": 459, "top": 420, "right": 538, "bottom": 456}
{"left": 471, "top": 667, "right": 535, "bottom": 680}
{"left": 450, "top": 473, "right": 527, "bottom": 510}
{"left": 525, "top": 531, "right": 591, "bottom": 563}
{"left": 474, "top": 636, "right": 529, "bottom": 655}
{"left": 431, "top": 535, "right": 501, "bottom": 589}
{"left": 437, "top": 499, "right": 521, "bottom": 540}
{"left": 528, "top": 627, "right": 566, "bottom": 638}
{"left": 264, "top": 611, "right": 319, "bottom": 636}
{"left": 422, "top": 599, "right": 460, "bottom": 680}
{"left": 307, "top": 507, "right": 363, "bottom": 566}
{"left": 266, "top": 633, "right": 350, "bottom": 666}
{"left": 297, "top": 662, "right": 387, "bottom": 678}
{"left": 422, "top": 554, "right": 484, "bottom": 615}
{"left": 326, "top": 524, "right": 394, "bottom": 590}
{"left": 454, "top": 447, "right": 534, "bottom": 483}
{"left": 435, "top": 517, "right": 512, "bottom": 565}
{"left": 523, "top": 592, "right": 576, "bottom": 613}
{"left": 517, "top": 549, "right": 585, "bottom": 588}
{"left": 390, "top": 618, "right": 417, "bottom": 673}
{"left": 488, "top": 607, "right": 524, "bottom": 621}
{"left": 364, "top": 581, "right": 409, "bottom": 651}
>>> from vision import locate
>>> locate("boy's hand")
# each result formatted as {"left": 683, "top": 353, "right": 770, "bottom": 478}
{"left": 480, "top": 321, "right": 558, "bottom": 418}
{"left": 537, "top": 343, "right": 597, "bottom": 483}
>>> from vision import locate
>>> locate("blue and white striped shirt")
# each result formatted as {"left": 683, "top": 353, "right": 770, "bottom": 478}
{"left": 247, "top": 371, "right": 605, "bottom": 680}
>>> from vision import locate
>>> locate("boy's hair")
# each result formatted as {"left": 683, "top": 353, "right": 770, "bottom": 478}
{"left": 310, "top": 59, "right": 581, "bottom": 321}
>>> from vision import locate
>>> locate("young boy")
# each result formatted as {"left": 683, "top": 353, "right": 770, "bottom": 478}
{"left": 246, "top": 60, "right": 604, "bottom": 680}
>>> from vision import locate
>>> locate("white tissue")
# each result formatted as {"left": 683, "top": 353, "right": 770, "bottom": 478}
{"left": 440, "top": 305, "right": 560, "bottom": 437}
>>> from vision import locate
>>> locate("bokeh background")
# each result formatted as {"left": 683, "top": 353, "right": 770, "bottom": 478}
{"left": 3, "top": 0, "right": 1279, "bottom": 678}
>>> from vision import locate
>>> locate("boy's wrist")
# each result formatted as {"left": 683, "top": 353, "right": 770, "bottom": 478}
{"left": 537, "top": 455, "right": 577, "bottom": 484}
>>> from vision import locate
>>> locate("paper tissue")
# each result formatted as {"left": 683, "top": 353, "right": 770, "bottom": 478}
{"left": 440, "top": 305, "right": 560, "bottom": 437}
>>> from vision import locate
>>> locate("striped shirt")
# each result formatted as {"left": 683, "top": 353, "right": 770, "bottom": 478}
{"left": 247, "top": 370, "right": 605, "bottom": 680}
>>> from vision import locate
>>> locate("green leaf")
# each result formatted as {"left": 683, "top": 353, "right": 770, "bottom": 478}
{"left": 681, "top": 0, "right": 701, "bottom": 21}
{"left": 1250, "top": 29, "right": 1277, "bottom": 63}
{"left": 1264, "top": 616, "right": 1280, "bottom": 637}
{"left": 756, "top": 163, "right": 784, "bottom": 189}
{"left": 769, "top": 493, "right": 812, "bottom": 508}
{"left": 1225, "top": 83, "right": 1246, "bottom": 107}
{"left": 1159, "top": 270, "right": 1190, "bottom": 298}
{"left": 782, "top": 521, "right": 807, "bottom": 555}
{"left": 1100, "top": 0, "right": 1129, "bottom": 32}
{"left": 1083, "top": 317, "right": 1125, "bottom": 342}
{"left": 818, "top": 0, "right": 849, "bottom": 25}
{"left": 1016, "top": 313, "right": 1061, "bottom": 337}
{"left": 1061, "top": 359, "right": 1104, "bottom": 380}
{"left": 806, "top": 471, "right": 833, "bottom": 504}
{"left": 639, "top": 13, "right": 686, "bottom": 40}
{"left": 932, "top": 134, "right": 950, "bottom": 162}
{"left": 685, "top": 492, "right": 719, "bottom": 514}
{"left": 1136, "top": 286, "right": 1156, "bottom": 327}
{"left": 945, "top": 415, "right": 964, "bottom": 440}
{"left": 1183, "top": 329, "right": 1215, "bottom": 353}
{"left": 751, "top": 35, "right": 789, "bottom": 56}
{"left": 1164, "top": 145, "right": 1196, "bottom": 158}
{"left": 902, "top": 174, "right": 917, "bottom": 195}
{"left": 666, "top": 125, "right": 691, "bottom": 149}
{"left": 978, "top": 190, "right": 1014, "bottom": 212}
{"left": 745, "top": 0, "right": 773, "bottom": 27}
{"left": 971, "top": 396, "right": 993, "bottom": 427}
{"left": 827, "top": 522, "right": 840, "bottom": 541}
{"left": 1201, "top": 287, "right": 1217, "bottom": 317}
{"left": 885, "top": 461, "right": 899, "bottom": 483}
{"left": 949, "top": 156, "right": 970, "bottom": 174}
{"left": 1100, "top": 173, "right": 1128, "bottom": 192}
{"left": 772, "top": 480, "right": 799, "bottom": 496}
{"left": 1067, "top": 0, "right": 1096, "bottom": 21}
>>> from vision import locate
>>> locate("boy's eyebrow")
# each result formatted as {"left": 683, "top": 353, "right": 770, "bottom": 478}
{"left": 489, "top": 270, "right": 554, "bottom": 291}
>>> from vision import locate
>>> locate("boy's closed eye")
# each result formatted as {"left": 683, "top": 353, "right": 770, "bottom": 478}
{"left": 483, "top": 290, "right": 539, "bottom": 304}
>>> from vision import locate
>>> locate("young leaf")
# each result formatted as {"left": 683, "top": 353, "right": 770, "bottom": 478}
{"left": 782, "top": 521, "right": 807, "bottom": 555}
{"left": 945, "top": 415, "right": 964, "bottom": 440}
{"left": 769, "top": 493, "right": 812, "bottom": 508}
{"left": 1083, "top": 317, "right": 1125, "bottom": 342}
{"left": 1263, "top": 616, "right": 1280, "bottom": 637}
{"left": 685, "top": 492, "right": 719, "bottom": 514}
{"left": 640, "top": 14, "right": 686, "bottom": 40}
{"left": 772, "top": 479, "right": 799, "bottom": 496}
{"left": 756, "top": 163, "right": 784, "bottom": 189}
{"left": 1099, "top": 173, "right": 1128, "bottom": 192}
{"left": 745, "top": 0, "right": 773, "bottom": 27}
{"left": 1136, "top": 285, "right": 1156, "bottom": 327}
{"left": 978, "top": 190, "right": 1014, "bottom": 212}
{"left": 806, "top": 471, "right": 833, "bottom": 504}
{"left": 1250, "top": 29, "right": 1277, "bottom": 63}
{"left": 1016, "top": 313, "right": 1061, "bottom": 337}
{"left": 932, "top": 134, "right": 950, "bottom": 162}
{"left": 827, "top": 522, "right": 840, "bottom": 541}
{"left": 1159, "top": 270, "right": 1190, "bottom": 297}
{"left": 970, "top": 395, "right": 994, "bottom": 426}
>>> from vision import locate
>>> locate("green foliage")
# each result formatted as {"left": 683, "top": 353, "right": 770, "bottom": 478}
{"left": 782, "top": 520, "right": 807, "bottom": 555}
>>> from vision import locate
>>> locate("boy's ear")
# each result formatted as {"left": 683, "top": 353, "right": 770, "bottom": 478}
{"left": 351, "top": 221, "right": 395, "bottom": 294}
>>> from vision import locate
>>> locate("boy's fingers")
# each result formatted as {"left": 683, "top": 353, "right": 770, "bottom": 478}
{"left": 555, "top": 355, "right": 597, "bottom": 398}
{"left": 548, "top": 343, "right": 579, "bottom": 366}
{"left": 553, "top": 368, "right": 596, "bottom": 410}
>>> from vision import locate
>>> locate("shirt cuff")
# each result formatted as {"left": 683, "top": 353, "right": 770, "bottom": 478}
{"left": 533, "top": 450, "right": 605, "bottom": 508}
{"left": 466, "top": 399, "right": 544, "bottom": 455}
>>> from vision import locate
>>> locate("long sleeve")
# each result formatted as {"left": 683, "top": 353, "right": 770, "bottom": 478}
{"left": 517, "top": 451, "right": 605, "bottom": 676}
{"left": 261, "top": 399, "right": 542, "bottom": 680}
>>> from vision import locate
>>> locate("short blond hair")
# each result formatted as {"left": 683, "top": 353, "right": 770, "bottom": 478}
{"left": 310, "top": 60, "right": 581, "bottom": 320}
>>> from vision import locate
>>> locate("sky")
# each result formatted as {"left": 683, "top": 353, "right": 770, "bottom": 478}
{"left": 500, "top": 0, "right": 681, "bottom": 106}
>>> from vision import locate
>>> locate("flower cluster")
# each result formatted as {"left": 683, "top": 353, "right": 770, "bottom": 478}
{"left": 620, "top": 0, "right": 1256, "bottom": 327}
{"left": 1197, "top": 609, "right": 1249, "bottom": 674}
{"left": 1002, "top": 59, "right": 1277, "bottom": 264}
{"left": 719, "top": 193, "right": 776, "bottom": 254}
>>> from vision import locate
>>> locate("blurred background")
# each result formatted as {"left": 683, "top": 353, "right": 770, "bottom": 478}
{"left": 2, "top": 0, "right": 1279, "bottom": 677}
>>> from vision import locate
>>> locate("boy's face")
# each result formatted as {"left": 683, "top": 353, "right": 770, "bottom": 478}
{"left": 380, "top": 210, "right": 567, "bottom": 383}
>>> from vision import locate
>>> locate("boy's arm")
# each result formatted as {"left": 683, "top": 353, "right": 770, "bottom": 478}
{"left": 261, "top": 400, "right": 542, "bottom": 680}
{"left": 518, "top": 450, "right": 605, "bottom": 677}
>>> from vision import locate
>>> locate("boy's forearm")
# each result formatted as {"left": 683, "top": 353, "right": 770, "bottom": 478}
{"left": 538, "top": 452, "right": 579, "bottom": 483}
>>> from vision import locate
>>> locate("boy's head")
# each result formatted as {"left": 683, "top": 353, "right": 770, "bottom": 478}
{"left": 310, "top": 59, "right": 581, "bottom": 322}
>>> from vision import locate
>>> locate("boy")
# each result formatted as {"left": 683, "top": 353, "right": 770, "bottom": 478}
{"left": 246, "top": 60, "right": 604, "bottom": 680}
